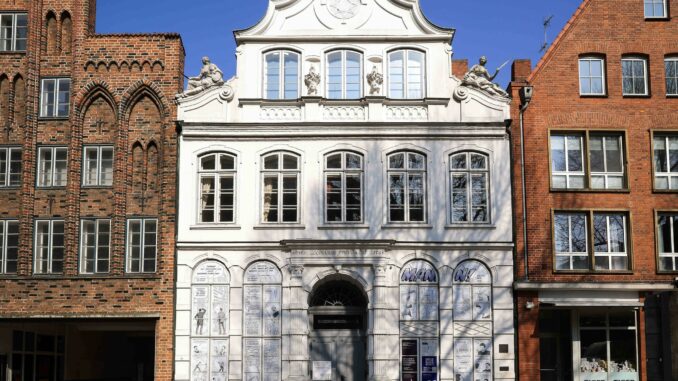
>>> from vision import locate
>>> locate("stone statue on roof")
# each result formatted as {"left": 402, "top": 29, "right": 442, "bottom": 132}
{"left": 177, "top": 56, "right": 225, "bottom": 99}
{"left": 461, "top": 56, "right": 509, "bottom": 98}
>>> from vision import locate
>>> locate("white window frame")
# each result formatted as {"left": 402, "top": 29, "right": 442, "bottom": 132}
{"left": 653, "top": 134, "right": 678, "bottom": 190}
{"left": 0, "top": 219, "right": 19, "bottom": 274}
{"left": 0, "top": 13, "right": 27, "bottom": 52}
{"left": 665, "top": 57, "right": 678, "bottom": 96}
{"left": 40, "top": 78, "right": 71, "bottom": 118}
{"left": 79, "top": 219, "right": 111, "bottom": 274}
{"left": 37, "top": 146, "right": 68, "bottom": 187}
{"left": 82, "top": 146, "right": 114, "bottom": 187}
{"left": 263, "top": 50, "right": 300, "bottom": 100}
{"left": 644, "top": 0, "right": 668, "bottom": 18}
{"left": 449, "top": 151, "right": 490, "bottom": 224}
{"left": 386, "top": 151, "right": 427, "bottom": 223}
{"left": 578, "top": 57, "right": 606, "bottom": 96}
{"left": 550, "top": 134, "right": 586, "bottom": 189}
{"left": 657, "top": 212, "right": 678, "bottom": 272}
{"left": 0, "top": 146, "right": 21, "bottom": 187}
{"left": 125, "top": 218, "right": 158, "bottom": 273}
{"left": 323, "top": 151, "right": 364, "bottom": 224}
{"left": 326, "top": 50, "right": 363, "bottom": 99}
{"left": 388, "top": 49, "right": 426, "bottom": 99}
{"left": 593, "top": 213, "right": 629, "bottom": 271}
{"left": 621, "top": 57, "right": 648, "bottom": 96}
{"left": 554, "top": 212, "right": 590, "bottom": 271}
{"left": 261, "top": 151, "right": 301, "bottom": 224}
{"left": 33, "top": 219, "right": 65, "bottom": 274}
{"left": 198, "top": 152, "right": 237, "bottom": 224}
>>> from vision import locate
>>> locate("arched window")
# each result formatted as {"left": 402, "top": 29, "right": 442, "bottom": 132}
{"left": 191, "top": 261, "right": 230, "bottom": 381}
{"left": 327, "top": 50, "right": 362, "bottom": 99}
{"left": 324, "top": 151, "right": 363, "bottom": 223}
{"left": 243, "top": 261, "right": 282, "bottom": 381}
{"left": 452, "top": 260, "right": 493, "bottom": 381}
{"left": 399, "top": 260, "right": 439, "bottom": 381}
{"left": 387, "top": 151, "right": 426, "bottom": 223}
{"left": 261, "top": 151, "right": 300, "bottom": 223}
{"left": 450, "top": 152, "right": 490, "bottom": 223}
{"left": 264, "top": 50, "right": 300, "bottom": 100}
{"left": 388, "top": 49, "right": 425, "bottom": 99}
{"left": 199, "top": 152, "right": 236, "bottom": 223}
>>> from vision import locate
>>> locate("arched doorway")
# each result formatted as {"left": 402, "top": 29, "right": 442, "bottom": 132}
{"left": 308, "top": 276, "right": 368, "bottom": 381}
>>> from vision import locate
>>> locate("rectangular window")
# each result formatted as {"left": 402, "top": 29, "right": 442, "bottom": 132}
{"left": 11, "top": 331, "right": 65, "bottom": 381}
{"left": 657, "top": 212, "right": 678, "bottom": 272}
{"left": 37, "top": 147, "right": 68, "bottom": 187}
{"left": 82, "top": 146, "right": 113, "bottom": 186}
{"left": 34, "top": 220, "right": 64, "bottom": 274}
{"left": 324, "top": 152, "right": 363, "bottom": 223}
{"left": 79, "top": 219, "right": 110, "bottom": 274}
{"left": 653, "top": 134, "right": 678, "bottom": 190}
{"left": 579, "top": 57, "right": 605, "bottom": 95}
{"left": 621, "top": 58, "right": 648, "bottom": 96}
{"left": 551, "top": 132, "right": 626, "bottom": 190}
{"left": 0, "top": 13, "right": 27, "bottom": 52}
{"left": 578, "top": 311, "right": 638, "bottom": 380}
{"left": 0, "top": 147, "right": 21, "bottom": 187}
{"left": 126, "top": 218, "right": 157, "bottom": 273}
{"left": 553, "top": 211, "right": 630, "bottom": 272}
{"left": 644, "top": 0, "right": 667, "bottom": 18}
{"left": 666, "top": 58, "right": 678, "bottom": 96}
{"left": 0, "top": 220, "right": 19, "bottom": 274}
{"left": 264, "top": 51, "right": 299, "bottom": 100}
{"left": 261, "top": 152, "right": 300, "bottom": 223}
{"left": 40, "top": 78, "right": 70, "bottom": 118}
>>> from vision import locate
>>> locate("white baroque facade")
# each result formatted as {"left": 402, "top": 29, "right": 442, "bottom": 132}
{"left": 174, "top": 1, "right": 515, "bottom": 381}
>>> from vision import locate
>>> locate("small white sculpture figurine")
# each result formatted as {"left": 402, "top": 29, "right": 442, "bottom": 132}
{"left": 461, "top": 56, "right": 509, "bottom": 98}
{"left": 305, "top": 65, "right": 321, "bottom": 96}
{"left": 366, "top": 65, "right": 383, "bottom": 95}
{"left": 177, "top": 56, "right": 225, "bottom": 99}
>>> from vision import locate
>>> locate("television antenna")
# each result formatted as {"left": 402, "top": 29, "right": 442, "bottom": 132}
{"left": 540, "top": 15, "right": 554, "bottom": 53}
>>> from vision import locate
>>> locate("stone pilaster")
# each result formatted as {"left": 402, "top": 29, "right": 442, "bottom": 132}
{"left": 369, "top": 263, "right": 398, "bottom": 381}
{"left": 284, "top": 264, "right": 310, "bottom": 381}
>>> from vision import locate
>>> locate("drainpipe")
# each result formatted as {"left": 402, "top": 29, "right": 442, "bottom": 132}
{"left": 518, "top": 87, "right": 532, "bottom": 280}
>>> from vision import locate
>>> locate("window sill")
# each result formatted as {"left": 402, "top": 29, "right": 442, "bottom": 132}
{"left": 622, "top": 94, "right": 650, "bottom": 98}
{"left": 318, "top": 224, "right": 370, "bottom": 230}
{"left": 382, "top": 223, "right": 432, "bottom": 229}
{"left": 254, "top": 224, "right": 306, "bottom": 230}
{"left": 553, "top": 270, "right": 634, "bottom": 275}
{"left": 653, "top": 188, "right": 678, "bottom": 193}
{"left": 7, "top": 274, "right": 162, "bottom": 280}
{"left": 81, "top": 185, "right": 114, "bottom": 190}
{"left": 644, "top": 16, "right": 670, "bottom": 21}
{"left": 0, "top": 51, "right": 26, "bottom": 55}
{"left": 190, "top": 223, "right": 241, "bottom": 230}
{"left": 579, "top": 93, "right": 608, "bottom": 98}
{"left": 667, "top": 94, "right": 678, "bottom": 98}
{"left": 36, "top": 186, "right": 68, "bottom": 190}
{"left": 0, "top": 186, "right": 21, "bottom": 191}
{"left": 550, "top": 188, "right": 630, "bottom": 193}
{"left": 445, "top": 223, "right": 496, "bottom": 229}
{"left": 38, "top": 116, "right": 70, "bottom": 121}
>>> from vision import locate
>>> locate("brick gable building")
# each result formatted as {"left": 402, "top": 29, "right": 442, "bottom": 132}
{"left": 508, "top": 0, "right": 678, "bottom": 380}
{"left": 0, "top": 1, "right": 183, "bottom": 380}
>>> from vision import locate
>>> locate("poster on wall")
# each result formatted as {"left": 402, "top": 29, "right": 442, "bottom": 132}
{"left": 192, "top": 286, "right": 210, "bottom": 336}
{"left": 210, "top": 339, "right": 228, "bottom": 381}
{"left": 419, "top": 286, "right": 438, "bottom": 321}
{"left": 245, "top": 262, "right": 282, "bottom": 283}
{"left": 401, "top": 286, "right": 419, "bottom": 320}
{"left": 401, "top": 339, "right": 418, "bottom": 381}
{"left": 211, "top": 286, "right": 229, "bottom": 336}
{"left": 453, "top": 339, "right": 473, "bottom": 381}
{"left": 421, "top": 339, "right": 438, "bottom": 381}
{"left": 472, "top": 287, "right": 492, "bottom": 321}
{"left": 312, "top": 361, "right": 332, "bottom": 381}
{"left": 191, "top": 338, "right": 209, "bottom": 381}
{"left": 244, "top": 286, "right": 263, "bottom": 336}
{"left": 263, "top": 285, "right": 281, "bottom": 336}
{"left": 263, "top": 339, "right": 281, "bottom": 381}
{"left": 453, "top": 286, "right": 472, "bottom": 321}
{"left": 244, "top": 338, "right": 262, "bottom": 380}
{"left": 193, "top": 261, "right": 230, "bottom": 284}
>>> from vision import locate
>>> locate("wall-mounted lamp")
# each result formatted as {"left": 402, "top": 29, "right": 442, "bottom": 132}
{"left": 525, "top": 300, "right": 535, "bottom": 310}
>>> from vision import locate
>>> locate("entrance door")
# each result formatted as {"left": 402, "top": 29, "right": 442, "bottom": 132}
{"left": 308, "top": 278, "right": 368, "bottom": 381}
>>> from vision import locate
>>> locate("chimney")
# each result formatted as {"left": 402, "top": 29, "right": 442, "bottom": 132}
{"left": 452, "top": 59, "right": 468, "bottom": 79}
{"left": 511, "top": 59, "right": 532, "bottom": 82}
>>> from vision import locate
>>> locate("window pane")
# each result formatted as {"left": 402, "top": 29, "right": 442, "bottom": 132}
{"left": 550, "top": 136, "right": 566, "bottom": 172}
{"left": 264, "top": 154, "right": 278, "bottom": 170}
{"left": 282, "top": 154, "right": 298, "bottom": 169}
{"left": 605, "top": 136, "right": 623, "bottom": 173}
{"left": 346, "top": 153, "right": 361, "bottom": 169}
{"left": 470, "top": 154, "right": 486, "bottom": 170}
{"left": 654, "top": 136, "right": 667, "bottom": 173}
{"left": 283, "top": 52, "right": 299, "bottom": 99}
{"left": 451, "top": 153, "right": 467, "bottom": 170}
{"left": 389, "top": 174, "right": 405, "bottom": 221}
{"left": 200, "top": 177, "right": 215, "bottom": 223}
{"left": 42, "top": 79, "right": 56, "bottom": 117}
{"left": 219, "top": 154, "right": 235, "bottom": 170}
{"left": 326, "top": 153, "right": 342, "bottom": 169}
{"left": 57, "top": 79, "right": 70, "bottom": 116}
{"left": 589, "top": 136, "right": 604, "bottom": 172}
{"left": 328, "top": 52, "right": 342, "bottom": 99}
{"left": 670, "top": 137, "right": 678, "bottom": 172}
{"left": 201, "top": 154, "right": 216, "bottom": 170}
{"left": 407, "top": 51, "right": 424, "bottom": 98}
{"left": 389, "top": 153, "right": 404, "bottom": 169}
{"left": 265, "top": 53, "right": 281, "bottom": 99}
{"left": 593, "top": 215, "right": 608, "bottom": 253}
{"left": 345, "top": 51, "right": 361, "bottom": 98}
{"left": 567, "top": 136, "right": 583, "bottom": 171}
{"left": 389, "top": 51, "right": 404, "bottom": 98}
{"left": 84, "top": 148, "right": 98, "bottom": 185}
{"left": 658, "top": 215, "right": 671, "bottom": 253}
{"left": 100, "top": 148, "right": 114, "bottom": 185}
{"left": 571, "top": 214, "right": 588, "bottom": 253}
{"left": 608, "top": 214, "right": 626, "bottom": 252}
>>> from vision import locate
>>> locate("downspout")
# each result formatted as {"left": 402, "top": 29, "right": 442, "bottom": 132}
{"left": 519, "top": 100, "right": 530, "bottom": 280}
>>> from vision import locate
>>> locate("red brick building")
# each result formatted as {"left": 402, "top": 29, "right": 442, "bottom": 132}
{"left": 0, "top": 1, "right": 183, "bottom": 380}
{"left": 508, "top": 0, "right": 678, "bottom": 380}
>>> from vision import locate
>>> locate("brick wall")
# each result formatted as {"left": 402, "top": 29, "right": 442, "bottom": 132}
{"left": 0, "top": 1, "right": 184, "bottom": 380}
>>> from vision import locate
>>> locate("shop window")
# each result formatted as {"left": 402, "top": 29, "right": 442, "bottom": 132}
{"left": 450, "top": 151, "right": 490, "bottom": 224}
{"left": 550, "top": 132, "right": 626, "bottom": 190}
{"left": 125, "top": 218, "right": 157, "bottom": 273}
{"left": 82, "top": 146, "right": 113, "bottom": 187}
{"left": 657, "top": 212, "right": 678, "bottom": 272}
{"left": 452, "top": 260, "right": 493, "bottom": 381}
{"left": 198, "top": 152, "right": 236, "bottom": 223}
{"left": 653, "top": 134, "right": 678, "bottom": 190}
{"left": 264, "top": 50, "right": 300, "bottom": 99}
{"left": 0, "top": 13, "right": 27, "bottom": 52}
{"left": 242, "top": 261, "right": 282, "bottom": 381}
{"left": 0, "top": 146, "right": 22, "bottom": 187}
{"left": 388, "top": 49, "right": 425, "bottom": 99}
{"left": 644, "top": 0, "right": 667, "bottom": 18}
{"left": 11, "top": 331, "right": 65, "bottom": 381}
{"left": 79, "top": 219, "right": 110, "bottom": 274}
{"left": 578, "top": 310, "right": 638, "bottom": 381}
{"left": 190, "top": 261, "right": 230, "bottom": 381}
{"left": 261, "top": 151, "right": 300, "bottom": 223}
{"left": 324, "top": 151, "right": 363, "bottom": 223}
{"left": 579, "top": 57, "right": 606, "bottom": 96}
{"left": 327, "top": 50, "right": 362, "bottom": 99}
{"left": 40, "top": 78, "right": 70, "bottom": 118}
{"left": 621, "top": 57, "right": 648, "bottom": 96}
{"left": 37, "top": 147, "right": 68, "bottom": 187}
{"left": 387, "top": 151, "right": 426, "bottom": 223}
{"left": 0, "top": 219, "right": 19, "bottom": 274}
{"left": 34, "top": 219, "right": 64, "bottom": 274}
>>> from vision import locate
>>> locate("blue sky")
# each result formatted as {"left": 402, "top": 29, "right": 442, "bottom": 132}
{"left": 96, "top": 0, "right": 582, "bottom": 86}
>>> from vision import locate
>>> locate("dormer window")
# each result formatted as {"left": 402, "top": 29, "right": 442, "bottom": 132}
{"left": 388, "top": 49, "right": 425, "bottom": 99}
{"left": 327, "top": 50, "right": 362, "bottom": 99}
{"left": 264, "top": 50, "right": 300, "bottom": 100}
